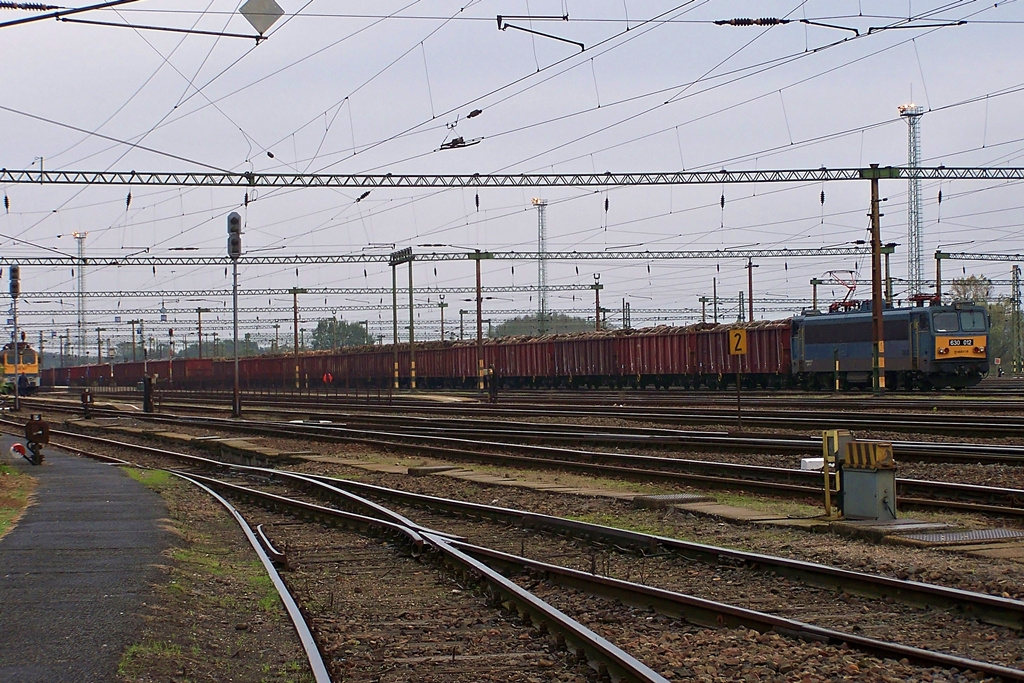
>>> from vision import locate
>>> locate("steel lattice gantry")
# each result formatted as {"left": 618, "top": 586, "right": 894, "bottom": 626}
{"left": 2, "top": 166, "right": 1024, "bottom": 187}
{"left": 10, "top": 284, "right": 594, "bottom": 299}
{"left": 0, "top": 246, "right": 872, "bottom": 267}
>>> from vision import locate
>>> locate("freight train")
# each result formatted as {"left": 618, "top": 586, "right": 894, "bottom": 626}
{"left": 43, "top": 301, "right": 989, "bottom": 392}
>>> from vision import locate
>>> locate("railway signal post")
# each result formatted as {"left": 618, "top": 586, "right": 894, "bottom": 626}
{"left": 10, "top": 264, "right": 20, "bottom": 412}
{"left": 227, "top": 212, "right": 242, "bottom": 417}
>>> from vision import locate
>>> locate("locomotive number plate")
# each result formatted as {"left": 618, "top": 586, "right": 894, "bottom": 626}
{"left": 948, "top": 339, "right": 974, "bottom": 346}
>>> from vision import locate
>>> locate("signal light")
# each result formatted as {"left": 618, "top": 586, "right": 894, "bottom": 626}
{"left": 226, "top": 212, "right": 242, "bottom": 260}
{"left": 9, "top": 264, "right": 19, "bottom": 298}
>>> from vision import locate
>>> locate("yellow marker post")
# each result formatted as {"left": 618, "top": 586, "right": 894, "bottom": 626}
{"left": 729, "top": 329, "right": 747, "bottom": 430}
{"left": 822, "top": 429, "right": 852, "bottom": 518}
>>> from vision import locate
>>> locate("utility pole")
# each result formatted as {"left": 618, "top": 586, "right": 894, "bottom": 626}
{"left": 438, "top": 295, "right": 448, "bottom": 340}
{"left": 273, "top": 323, "right": 280, "bottom": 352}
{"left": 389, "top": 249, "right": 412, "bottom": 389}
{"left": 1013, "top": 265, "right": 1022, "bottom": 374}
{"left": 290, "top": 287, "right": 306, "bottom": 389}
{"left": 196, "top": 307, "right": 211, "bottom": 358}
{"left": 129, "top": 319, "right": 141, "bottom": 362}
{"left": 713, "top": 277, "right": 719, "bottom": 323}
{"left": 96, "top": 327, "right": 105, "bottom": 364}
{"left": 408, "top": 254, "right": 416, "bottom": 390}
{"left": 810, "top": 278, "right": 825, "bottom": 311}
{"left": 459, "top": 309, "right": 467, "bottom": 341}
{"left": 868, "top": 163, "right": 888, "bottom": 394}
{"left": 470, "top": 250, "right": 493, "bottom": 390}
{"left": 882, "top": 243, "right": 896, "bottom": 305}
{"left": 73, "top": 231, "right": 86, "bottom": 362}
{"left": 746, "top": 258, "right": 758, "bottom": 322}
{"left": 590, "top": 274, "right": 603, "bottom": 331}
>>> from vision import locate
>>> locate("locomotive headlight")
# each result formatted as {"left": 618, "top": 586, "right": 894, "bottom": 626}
{"left": 975, "top": 346, "right": 986, "bottom": 353}
{"left": 938, "top": 347, "right": 949, "bottom": 355}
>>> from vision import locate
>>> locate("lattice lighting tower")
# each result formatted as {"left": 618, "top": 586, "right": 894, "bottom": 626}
{"left": 899, "top": 104, "right": 924, "bottom": 297}
{"left": 73, "top": 231, "right": 87, "bottom": 361}
{"left": 532, "top": 197, "right": 548, "bottom": 333}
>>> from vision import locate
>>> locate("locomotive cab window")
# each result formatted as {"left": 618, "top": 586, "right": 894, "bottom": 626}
{"left": 960, "top": 310, "right": 987, "bottom": 332}
{"left": 932, "top": 311, "right": 959, "bottom": 333}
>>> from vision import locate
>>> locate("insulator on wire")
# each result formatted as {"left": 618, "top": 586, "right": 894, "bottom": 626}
{"left": 938, "top": 190, "right": 943, "bottom": 204}
{"left": 714, "top": 17, "right": 787, "bottom": 26}
{"left": 604, "top": 197, "right": 609, "bottom": 212}
{"left": 820, "top": 190, "right": 825, "bottom": 205}
{"left": 3, "top": 194, "right": 8, "bottom": 213}
{"left": 720, "top": 193, "right": 725, "bottom": 209}
{"left": 475, "top": 193, "right": 480, "bottom": 211}
{"left": 126, "top": 191, "right": 132, "bottom": 210}
{"left": 244, "top": 192, "right": 250, "bottom": 207}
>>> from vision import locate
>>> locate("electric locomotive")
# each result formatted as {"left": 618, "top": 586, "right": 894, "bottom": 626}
{"left": 1, "top": 340, "right": 41, "bottom": 394}
{"left": 791, "top": 301, "right": 988, "bottom": 390}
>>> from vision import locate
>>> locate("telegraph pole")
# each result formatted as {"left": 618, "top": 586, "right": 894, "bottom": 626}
{"left": 591, "top": 274, "right": 603, "bottom": 331}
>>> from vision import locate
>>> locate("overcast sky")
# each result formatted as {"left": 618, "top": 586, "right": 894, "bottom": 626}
{"left": 2, "top": 0, "right": 1023, "bottom": 348}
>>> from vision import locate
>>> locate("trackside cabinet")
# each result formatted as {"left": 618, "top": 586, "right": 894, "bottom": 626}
{"left": 822, "top": 431, "right": 897, "bottom": 521}
{"left": 842, "top": 441, "right": 897, "bottom": 521}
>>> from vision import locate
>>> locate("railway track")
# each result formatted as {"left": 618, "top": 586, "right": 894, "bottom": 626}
{"left": 31, "top": 430, "right": 1024, "bottom": 681}
{"left": 52, "top": 409, "right": 1024, "bottom": 516}
{"left": 60, "top": 388, "right": 1024, "bottom": 439}
{"left": 16, "top": 399, "right": 1024, "bottom": 514}
{"left": 27, "top": 393, "right": 1024, "bottom": 469}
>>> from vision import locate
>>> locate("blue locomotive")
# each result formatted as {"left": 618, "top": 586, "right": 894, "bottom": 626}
{"left": 791, "top": 301, "right": 989, "bottom": 390}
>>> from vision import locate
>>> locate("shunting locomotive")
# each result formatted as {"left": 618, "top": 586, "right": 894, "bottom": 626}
{"left": 1, "top": 340, "right": 41, "bottom": 394}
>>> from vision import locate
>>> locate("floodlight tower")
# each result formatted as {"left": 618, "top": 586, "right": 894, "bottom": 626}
{"left": 532, "top": 198, "right": 548, "bottom": 333}
{"left": 73, "top": 231, "right": 87, "bottom": 361}
{"left": 899, "top": 103, "right": 924, "bottom": 297}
